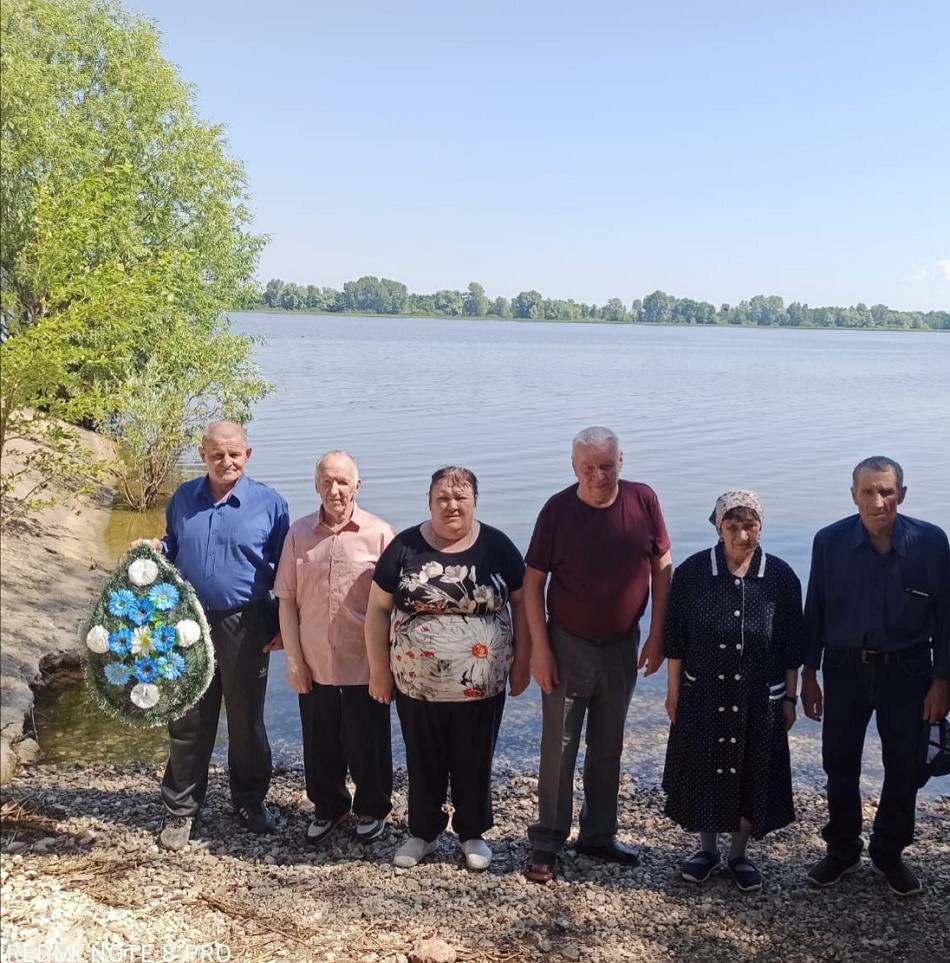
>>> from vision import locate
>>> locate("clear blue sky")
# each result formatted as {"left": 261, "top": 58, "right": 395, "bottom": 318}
{"left": 127, "top": 0, "right": 949, "bottom": 312}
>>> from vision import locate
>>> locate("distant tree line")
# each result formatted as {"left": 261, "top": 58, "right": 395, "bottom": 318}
{"left": 251, "top": 277, "right": 949, "bottom": 330}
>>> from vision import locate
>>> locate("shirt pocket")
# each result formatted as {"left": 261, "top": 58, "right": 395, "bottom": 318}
{"left": 892, "top": 588, "right": 933, "bottom": 642}
{"left": 295, "top": 558, "right": 330, "bottom": 596}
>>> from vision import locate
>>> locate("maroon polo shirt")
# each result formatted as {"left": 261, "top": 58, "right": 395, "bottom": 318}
{"left": 525, "top": 480, "right": 671, "bottom": 643}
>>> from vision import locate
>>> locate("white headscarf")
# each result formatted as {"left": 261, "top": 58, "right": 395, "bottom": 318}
{"left": 709, "top": 490, "right": 764, "bottom": 532}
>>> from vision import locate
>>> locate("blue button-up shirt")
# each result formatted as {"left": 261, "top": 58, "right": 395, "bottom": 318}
{"left": 161, "top": 473, "right": 290, "bottom": 612}
{"left": 803, "top": 513, "right": 950, "bottom": 677}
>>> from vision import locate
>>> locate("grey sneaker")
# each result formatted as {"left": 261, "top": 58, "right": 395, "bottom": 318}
{"left": 158, "top": 815, "right": 194, "bottom": 851}
{"left": 355, "top": 816, "right": 387, "bottom": 843}
{"left": 306, "top": 812, "right": 350, "bottom": 845}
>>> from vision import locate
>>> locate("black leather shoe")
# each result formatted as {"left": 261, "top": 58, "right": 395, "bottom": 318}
{"left": 574, "top": 840, "right": 641, "bottom": 866}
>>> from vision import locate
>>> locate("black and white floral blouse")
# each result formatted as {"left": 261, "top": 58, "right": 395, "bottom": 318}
{"left": 373, "top": 524, "right": 525, "bottom": 702}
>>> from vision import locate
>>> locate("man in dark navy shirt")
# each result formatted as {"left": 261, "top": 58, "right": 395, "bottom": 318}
{"left": 140, "top": 421, "right": 290, "bottom": 850}
{"left": 802, "top": 456, "right": 949, "bottom": 897}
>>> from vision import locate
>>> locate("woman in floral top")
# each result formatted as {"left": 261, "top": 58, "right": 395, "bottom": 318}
{"left": 366, "top": 467, "right": 529, "bottom": 871}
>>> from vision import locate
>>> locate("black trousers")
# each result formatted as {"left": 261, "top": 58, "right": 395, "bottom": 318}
{"left": 820, "top": 646, "right": 932, "bottom": 862}
{"left": 299, "top": 683, "right": 393, "bottom": 821}
{"left": 396, "top": 691, "right": 506, "bottom": 843}
{"left": 161, "top": 598, "right": 276, "bottom": 817}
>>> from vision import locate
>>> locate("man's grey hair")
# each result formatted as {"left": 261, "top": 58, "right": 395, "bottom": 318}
{"left": 572, "top": 426, "right": 619, "bottom": 454}
{"left": 202, "top": 420, "right": 247, "bottom": 447}
{"left": 316, "top": 450, "right": 359, "bottom": 478}
{"left": 852, "top": 455, "right": 904, "bottom": 488}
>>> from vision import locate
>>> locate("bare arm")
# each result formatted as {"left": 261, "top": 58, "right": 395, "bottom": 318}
{"left": 665, "top": 657, "right": 682, "bottom": 723}
{"left": 783, "top": 667, "right": 799, "bottom": 730}
{"left": 508, "top": 587, "right": 531, "bottom": 696}
{"left": 365, "top": 582, "right": 396, "bottom": 704}
{"left": 639, "top": 549, "right": 673, "bottom": 675}
{"left": 278, "top": 596, "right": 312, "bottom": 694}
{"left": 801, "top": 666, "right": 823, "bottom": 721}
{"left": 524, "top": 566, "right": 558, "bottom": 694}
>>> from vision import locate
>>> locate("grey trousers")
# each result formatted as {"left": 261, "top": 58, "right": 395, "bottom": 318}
{"left": 528, "top": 621, "right": 639, "bottom": 854}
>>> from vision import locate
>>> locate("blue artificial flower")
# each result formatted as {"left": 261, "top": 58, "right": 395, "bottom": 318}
{"left": 151, "top": 625, "right": 178, "bottom": 654}
{"left": 108, "top": 589, "right": 136, "bottom": 618}
{"left": 108, "top": 627, "right": 133, "bottom": 655}
{"left": 157, "top": 652, "right": 186, "bottom": 681}
{"left": 128, "top": 597, "right": 154, "bottom": 626}
{"left": 148, "top": 582, "right": 180, "bottom": 612}
{"left": 133, "top": 657, "right": 160, "bottom": 683}
{"left": 104, "top": 662, "right": 132, "bottom": 686}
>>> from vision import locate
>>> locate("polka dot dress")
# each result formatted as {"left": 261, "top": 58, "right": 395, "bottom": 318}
{"left": 661, "top": 543, "right": 804, "bottom": 838}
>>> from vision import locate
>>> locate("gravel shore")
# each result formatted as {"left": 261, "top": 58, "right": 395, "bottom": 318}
{"left": 2, "top": 762, "right": 947, "bottom": 963}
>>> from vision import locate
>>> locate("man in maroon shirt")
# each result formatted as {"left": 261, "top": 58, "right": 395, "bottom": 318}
{"left": 523, "top": 427, "right": 672, "bottom": 882}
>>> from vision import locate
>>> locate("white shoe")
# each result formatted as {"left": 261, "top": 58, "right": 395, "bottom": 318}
{"left": 393, "top": 836, "right": 439, "bottom": 868}
{"left": 461, "top": 837, "right": 492, "bottom": 871}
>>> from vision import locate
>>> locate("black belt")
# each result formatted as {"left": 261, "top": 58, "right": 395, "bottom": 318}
{"left": 836, "top": 641, "right": 931, "bottom": 666}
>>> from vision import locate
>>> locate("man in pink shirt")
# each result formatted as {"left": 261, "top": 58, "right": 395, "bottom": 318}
{"left": 275, "top": 451, "right": 396, "bottom": 844}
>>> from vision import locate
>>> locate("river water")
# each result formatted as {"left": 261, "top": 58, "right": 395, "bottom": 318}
{"left": 38, "top": 314, "right": 949, "bottom": 797}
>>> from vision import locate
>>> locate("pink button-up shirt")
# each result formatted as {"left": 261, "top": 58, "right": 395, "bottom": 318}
{"left": 274, "top": 504, "right": 396, "bottom": 685}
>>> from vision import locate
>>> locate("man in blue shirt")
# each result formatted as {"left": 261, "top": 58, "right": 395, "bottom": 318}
{"left": 142, "top": 421, "right": 290, "bottom": 851}
{"left": 802, "top": 456, "right": 949, "bottom": 897}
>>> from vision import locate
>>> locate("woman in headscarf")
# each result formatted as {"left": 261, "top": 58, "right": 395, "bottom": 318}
{"left": 662, "top": 491, "right": 804, "bottom": 891}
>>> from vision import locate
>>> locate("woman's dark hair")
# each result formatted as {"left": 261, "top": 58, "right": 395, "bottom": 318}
{"left": 722, "top": 506, "right": 760, "bottom": 524}
{"left": 429, "top": 466, "right": 478, "bottom": 499}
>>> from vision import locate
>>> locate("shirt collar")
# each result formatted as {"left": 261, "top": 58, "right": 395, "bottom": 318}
{"left": 316, "top": 502, "right": 363, "bottom": 533}
{"left": 848, "top": 512, "right": 907, "bottom": 557}
{"left": 199, "top": 472, "right": 248, "bottom": 507}
{"left": 710, "top": 542, "right": 767, "bottom": 578}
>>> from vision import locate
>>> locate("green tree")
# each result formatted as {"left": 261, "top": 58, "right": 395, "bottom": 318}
{"left": 511, "top": 290, "right": 544, "bottom": 319}
{"left": 1, "top": 0, "right": 268, "bottom": 515}
{"left": 641, "top": 290, "right": 674, "bottom": 324}
{"left": 491, "top": 296, "right": 511, "bottom": 318}
{"left": 463, "top": 282, "right": 490, "bottom": 317}
{"left": 263, "top": 279, "right": 286, "bottom": 308}
{"left": 433, "top": 289, "right": 464, "bottom": 316}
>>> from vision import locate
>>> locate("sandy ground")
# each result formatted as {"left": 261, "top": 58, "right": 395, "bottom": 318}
{"left": 0, "top": 428, "right": 115, "bottom": 782}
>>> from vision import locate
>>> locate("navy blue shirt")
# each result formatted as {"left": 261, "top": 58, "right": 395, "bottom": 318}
{"left": 803, "top": 513, "right": 950, "bottom": 678}
{"left": 161, "top": 473, "right": 290, "bottom": 612}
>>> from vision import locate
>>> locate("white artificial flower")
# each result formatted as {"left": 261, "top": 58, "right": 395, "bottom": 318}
{"left": 130, "top": 626, "right": 151, "bottom": 655}
{"left": 128, "top": 557, "right": 160, "bottom": 587}
{"left": 130, "top": 682, "right": 160, "bottom": 709}
{"left": 176, "top": 619, "right": 201, "bottom": 648}
{"left": 85, "top": 625, "right": 110, "bottom": 654}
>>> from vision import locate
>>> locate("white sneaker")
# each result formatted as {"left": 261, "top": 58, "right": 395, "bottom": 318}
{"left": 393, "top": 836, "right": 439, "bottom": 868}
{"left": 461, "top": 837, "right": 492, "bottom": 871}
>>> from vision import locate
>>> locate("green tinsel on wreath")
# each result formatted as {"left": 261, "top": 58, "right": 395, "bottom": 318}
{"left": 80, "top": 544, "right": 215, "bottom": 728}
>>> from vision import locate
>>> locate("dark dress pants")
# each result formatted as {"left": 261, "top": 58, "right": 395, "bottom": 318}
{"left": 528, "top": 622, "right": 640, "bottom": 854}
{"left": 396, "top": 691, "right": 506, "bottom": 842}
{"left": 820, "top": 646, "right": 933, "bottom": 863}
{"left": 161, "top": 599, "right": 276, "bottom": 816}
{"left": 299, "top": 683, "right": 393, "bottom": 821}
